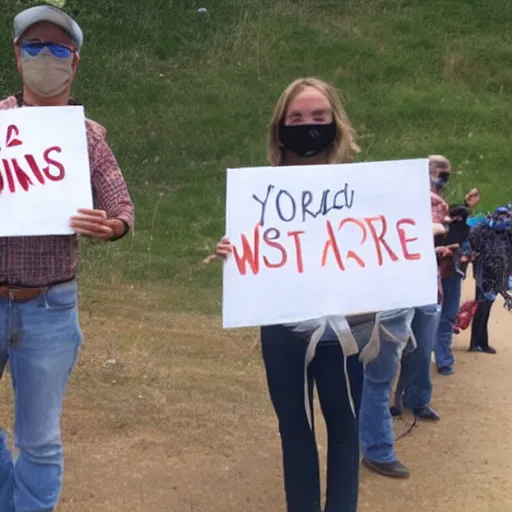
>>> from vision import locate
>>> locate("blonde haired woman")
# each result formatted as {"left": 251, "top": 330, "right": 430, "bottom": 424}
{"left": 209, "top": 78, "right": 413, "bottom": 512}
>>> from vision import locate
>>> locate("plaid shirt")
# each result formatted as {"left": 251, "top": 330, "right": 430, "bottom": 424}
{"left": 0, "top": 95, "right": 134, "bottom": 287}
{"left": 430, "top": 191, "right": 449, "bottom": 224}
{"left": 431, "top": 192, "right": 450, "bottom": 304}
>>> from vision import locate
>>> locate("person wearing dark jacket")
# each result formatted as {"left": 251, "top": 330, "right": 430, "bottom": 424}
{"left": 467, "top": 207, "right": 512, "bottom": 353}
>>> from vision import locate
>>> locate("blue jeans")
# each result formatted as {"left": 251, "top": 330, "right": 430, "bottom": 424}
{"left": 360, "top": 338, "right": 404, "bottom": 464}
{"left": 397, "top": 305, "right": 441, "bottom": 410}
{"left": 261, "top": 325, "right": 363, "bottom": 512}
{"left": 435, "top": 274, "right": 462, "bottom": 369}
{"left": 0, "top": 280, "right": 82, "bottom": 512}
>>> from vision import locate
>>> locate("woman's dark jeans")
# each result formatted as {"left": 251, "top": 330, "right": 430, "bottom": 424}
{"left": 261, "top": 324, "right": 364, "bottom": 512}
{"left": 470, "top": 286, "right": 495, "bottom": 350}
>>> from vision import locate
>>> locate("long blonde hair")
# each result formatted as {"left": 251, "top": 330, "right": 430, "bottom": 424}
{"left": 267, "top": 77, "right": 360, "bottom": 166}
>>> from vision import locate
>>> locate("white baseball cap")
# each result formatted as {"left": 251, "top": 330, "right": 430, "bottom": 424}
{"left": 13, "top": 5, "right": 84, "bottom": 51}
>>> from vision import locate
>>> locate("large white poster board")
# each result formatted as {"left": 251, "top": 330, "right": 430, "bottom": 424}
{"left": 0, "top": 106, "right": 93, "bottom": 237}
{"left": 223, "top": 159, "right": 438, "bottom": 328}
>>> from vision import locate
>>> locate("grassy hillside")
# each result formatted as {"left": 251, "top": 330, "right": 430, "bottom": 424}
{"left": 1, "top": 0, "right": 512, "bottom": 311}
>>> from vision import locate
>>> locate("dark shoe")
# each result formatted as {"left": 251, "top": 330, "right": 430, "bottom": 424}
{"left": 468, "top": 346, "right": 484, "bottom": 352}
{"left": 438, "top": 366, "right": 455, "bottom": 376}
{"left": 482, "top": 346, "right": 497, "bottom": 354}
{"left": 389, "top": 406, "right": 403, "bottom": 417}
{"left": 362, "top": 457, "right": 410, "bottom": 479}
{"left": 413, "top": 407, "right": 440, "bottom": 421}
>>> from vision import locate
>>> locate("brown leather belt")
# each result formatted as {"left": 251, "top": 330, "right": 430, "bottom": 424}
{"left": 0, "top": 285, "right": 45, "bottom": 302}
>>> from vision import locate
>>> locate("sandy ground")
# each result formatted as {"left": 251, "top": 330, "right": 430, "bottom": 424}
{"left": 1, "top": 277, "right": 511, "bottom": 511}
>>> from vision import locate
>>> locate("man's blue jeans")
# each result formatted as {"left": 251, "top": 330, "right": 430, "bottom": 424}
{"left": 0, "top": 280, "right": 82, "bottom": 512}
{"left": 435, "top": 274, "right": 462, "bottom": 370}
{"left": 399, "top": 305, "right": 441, "bottom": 410}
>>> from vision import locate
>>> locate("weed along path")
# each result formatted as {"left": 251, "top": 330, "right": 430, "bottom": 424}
{"left": 1, "top": 278, "right": 511, "bottom": 511}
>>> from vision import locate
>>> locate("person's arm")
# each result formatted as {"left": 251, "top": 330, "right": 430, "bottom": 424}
{"left": 204, "top": 238, "right": 232, "bottom": 264}
{"left": 71, "top": 123, "right": 134, "bottom": 241}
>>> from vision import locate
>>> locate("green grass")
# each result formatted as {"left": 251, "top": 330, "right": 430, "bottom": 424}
{"left": 1, "top": 0, "right": 512, "bottom": 312}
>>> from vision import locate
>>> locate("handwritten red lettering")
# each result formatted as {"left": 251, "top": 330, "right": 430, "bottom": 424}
{"left": 0, "top": 124, "right": 65, "bottom": 193}
{"left": 43, "top": 147, "right": 65, "bottom": 181}
{"left": 5, "top": 125, "right": 23, "bottom": 148}
{"left": 24, "top": 155, "right": 46, "bottom": 185}
{"left": 396, "top": 218, "right": 421, "bottom": 260}
{"left": 0, "top": 149, "right": 66, "bottom": 194}
{"left": 365, "top": 215, "right": 398, "bottom": 266}
{"left": 12, "top": 159, "right": 34, "bottom": 192}
{"left": 263, "top": 228, "right": 288, "bottom": 269}
{"left": 321, "top": 220, "right": 345, "bottom": 270}
{"left": 233, "top": 225, "right": 308, "bottom": 275}
{"left": 234, "top": 214, "right": 422, "bottom": 277}
{"left": 339, "top": 218, "right": 367, "bottom": 268}
{"left": 288, "top": 230, "right": 305, "bottom": 273}
{"left": 2, "top": 159, "right": 16, "bottom": 193}
{"left": 233, "top": 224, "right": 261, "bottom": 275}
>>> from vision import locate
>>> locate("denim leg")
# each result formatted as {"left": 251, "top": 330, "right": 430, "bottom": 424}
{"left": 0, "top": 299, "right": 8, "bottom": 381}
{"left": 0, "top": 281, "right": 82, "bottom": 512}
{"left": 0, "top": 301, "right": 14, "bottom": 498}
{"left": 313, "top": 346, "right": 363, "bottom": 512}
{"left": 402, "top": 305, "right": 440, "bottom": 410}
{"left": 435, "top": 274, "right": 462, "bottom": 369}
{"left": 360, "top": 339, "right": 402, "bottom": 464}
{"left": 261, "top": 325, "right": 320, "bottom": 512}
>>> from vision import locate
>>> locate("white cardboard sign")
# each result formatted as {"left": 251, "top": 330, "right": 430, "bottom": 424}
{"left": 0, "top": 106, "right": 93, "bottom": 237}
{"left": 223, "top": 159, "right": 438, "bottom": 328}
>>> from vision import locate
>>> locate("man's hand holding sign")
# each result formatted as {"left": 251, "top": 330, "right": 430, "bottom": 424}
{"left": 70, "top": 209, "right": 126, "bottom": 240}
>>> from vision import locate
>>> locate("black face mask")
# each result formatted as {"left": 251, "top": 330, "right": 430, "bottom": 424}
{"left": 434, "top": 171, "right": 450, "bottom": 191}
{"left": 279, "top": 121, "right": 336, "bottom": 158}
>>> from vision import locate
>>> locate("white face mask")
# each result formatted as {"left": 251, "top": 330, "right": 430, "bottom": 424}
{"left": 20, "top": 47, "right": 74, "bottom": 98}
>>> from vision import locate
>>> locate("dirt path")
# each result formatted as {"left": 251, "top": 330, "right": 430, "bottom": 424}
{"left": 358, "top": 277, "right": 512, "bottom": 511}
{"left": 1, "top": 278, "right": 511, "bottom": 511}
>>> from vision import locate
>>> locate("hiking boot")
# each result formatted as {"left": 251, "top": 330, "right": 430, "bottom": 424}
{"left": 362, "top": 458, "right": 410, "bottom": 479}
{"left": 413, "top": 406, "right": 440, "bottom": 421}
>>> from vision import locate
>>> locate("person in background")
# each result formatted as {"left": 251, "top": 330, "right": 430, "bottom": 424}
{"left": 207, "top": 77, "right": 415, "bottom": 512}
{"left": 431, "top": 156, "right": 480, "bottom": 375}
{"left": 0, "top": 6, "right": 134, "bottom": 512}
{"left": 468, "top": 206, "right": 512, "bottom": 353}
{"left": 361, "top": 164, "right": 448, "bottom": 480}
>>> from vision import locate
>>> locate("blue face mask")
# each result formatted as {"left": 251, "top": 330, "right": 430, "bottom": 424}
{"left": 488, "top": 211, "right": 512, "bottom": 231}
{"left": 492, "top": 220, "right": 511, "bottom": 231}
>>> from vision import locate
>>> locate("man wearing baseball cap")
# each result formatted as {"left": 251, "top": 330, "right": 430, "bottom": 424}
{"left": 0, "top": 5, "right": 134, "bottom": 511}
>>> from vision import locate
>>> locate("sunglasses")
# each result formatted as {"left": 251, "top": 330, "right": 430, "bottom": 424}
{"left": 20, "top": 41, "right": 73, "bottom": 59}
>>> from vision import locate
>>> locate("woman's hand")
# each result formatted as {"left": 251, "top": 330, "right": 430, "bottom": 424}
{"left": 203, "top": 237, "right": 233, "bottom": 264}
